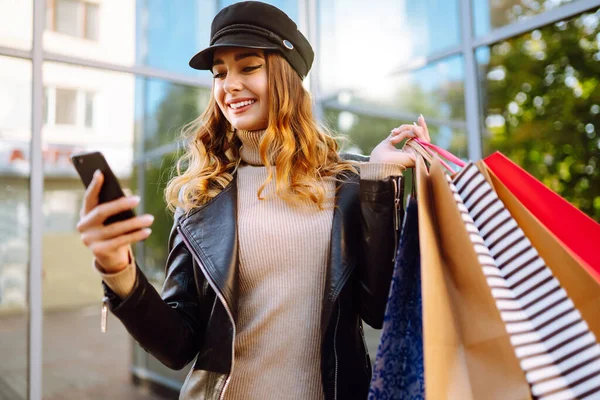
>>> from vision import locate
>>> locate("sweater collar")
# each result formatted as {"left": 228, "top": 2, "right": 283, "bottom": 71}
{"left": 236, "top": 129, "right": 266, "bottom": 166}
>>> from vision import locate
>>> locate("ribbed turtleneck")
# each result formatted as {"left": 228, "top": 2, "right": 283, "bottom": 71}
{"left": 236, "top": 129, "right": 266, "bottom": 166}
{"left": 226, "top": 130, "right": 332, "bottom": 399}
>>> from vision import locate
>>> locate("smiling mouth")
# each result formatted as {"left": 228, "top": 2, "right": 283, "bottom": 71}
{"left": 229, "top": 99, "right": 256, "bottom": 110}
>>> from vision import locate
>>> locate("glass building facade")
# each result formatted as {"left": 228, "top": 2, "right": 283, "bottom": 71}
{"left": 0, "top": 0, "right": 599, "bottom": 398}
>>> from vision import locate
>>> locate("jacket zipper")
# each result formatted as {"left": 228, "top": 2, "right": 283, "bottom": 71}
{"left": 359, "top": 322, "right": 370, "bottom": 370}
{"left": 177, "top": 226, "right": 236, "bottom": 400}
{"left": 391, "top": 176, "right": 402, "bottom": 261}
{"left": 333, "top": 301, "right": 341, "bottom": 400}
{"left": 101, "top": 296, "right": 108, "bottom": 333}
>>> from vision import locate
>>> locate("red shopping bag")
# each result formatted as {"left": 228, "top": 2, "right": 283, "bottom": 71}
{"left": 485, "top": 152, "right": 600, "bottom": 282}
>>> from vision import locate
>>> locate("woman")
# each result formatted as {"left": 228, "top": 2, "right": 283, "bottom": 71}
{"left": 77, "top": 2, "right": 430, "bottom": 399}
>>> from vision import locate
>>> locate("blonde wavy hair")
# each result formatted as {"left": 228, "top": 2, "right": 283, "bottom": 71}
{"left": 165, "top": 51, "right": 357, "bottom": 213}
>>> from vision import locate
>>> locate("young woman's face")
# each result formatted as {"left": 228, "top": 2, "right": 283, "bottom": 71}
{"left": 212, "top": 47, "right": 269, "bottom": 131}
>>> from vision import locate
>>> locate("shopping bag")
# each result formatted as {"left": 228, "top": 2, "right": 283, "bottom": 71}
{"left": 479, "top": 161, "right": 600, "bottom": 351}
{"left": 369, "top": 197, "right": 424, "bottom": 400}
{"left": 452, "top": 162, "right": 600, "bottom": 399}
{"left": 417, "top": 156, "right": 531, "bottom": 400}
{"left": 485, "top": 152, "right": 600, "bottom": 281}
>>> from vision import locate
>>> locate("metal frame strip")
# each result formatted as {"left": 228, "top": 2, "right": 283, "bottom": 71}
{"left": 473, "top": 0, "right": 600, "bottom": 48}
{"left": 29, "top": 0, "right": 45, "bottom": 399}
{"left": 322, "top": 99, "right": 467, "bottom": 130}
{"left": 459, "top": 0, "right": 483, "bottom": 160}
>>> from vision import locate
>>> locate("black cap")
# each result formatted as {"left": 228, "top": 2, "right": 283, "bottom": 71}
{"left": 189, "top": 1, "right": 314, "bottom": 79}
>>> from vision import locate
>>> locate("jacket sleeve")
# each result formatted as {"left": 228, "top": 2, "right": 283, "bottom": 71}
{"left": 356, "top": 175, "right": 402, "bottom": 329}
{"left": 102, "top": 211, "right": 214, "bottom": 370}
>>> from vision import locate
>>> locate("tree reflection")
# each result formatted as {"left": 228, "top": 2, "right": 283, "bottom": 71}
{"left": 480, "top": 9, "right": 600, "bottom": 220}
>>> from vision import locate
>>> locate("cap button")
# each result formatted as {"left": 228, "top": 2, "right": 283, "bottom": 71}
{"left": 283, "top": 40, "right": 294, "bottom": 50}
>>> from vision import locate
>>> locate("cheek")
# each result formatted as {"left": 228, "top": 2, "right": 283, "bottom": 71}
{"left": 213, "top": 85, "right": 227, "bottom": 113}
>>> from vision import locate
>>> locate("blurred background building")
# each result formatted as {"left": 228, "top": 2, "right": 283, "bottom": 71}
{"left": 0, "top": 0, "right": 598, "bottom": 398}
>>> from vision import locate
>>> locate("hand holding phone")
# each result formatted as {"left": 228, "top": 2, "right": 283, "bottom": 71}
{"left": 72, "top": 152, "right": 154, "bottom": 273}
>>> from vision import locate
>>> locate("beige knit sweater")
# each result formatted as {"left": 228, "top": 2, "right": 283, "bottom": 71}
{"left": 99, "top": 129, "right": 404, "bottom": 399}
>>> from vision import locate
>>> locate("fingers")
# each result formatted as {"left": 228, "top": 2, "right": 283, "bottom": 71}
{"left": 77, "top": 195, "right": 140, "bottom": 233}
{"left": 417, "top": 114, "right": 430, "bottom": 141}
{"left": 90, "top": 228, "right": 152, "bottom": 258}
{"left": 390, "top": 115, "right": 431, "bottom": 143}
{"left": 81, "top": 170, "right": 104, "bottom": 217}
{"left": 389, "top": 130, "right": 416, "bottom": 145}
{"left": 390, "top": 124, "right": 416, "bottom": 137}
{"left": 80, "top": 214, "right": 154, "bottom": 246}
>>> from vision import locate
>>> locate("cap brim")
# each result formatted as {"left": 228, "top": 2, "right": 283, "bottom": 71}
{"left": 189, "top": 33, "right": 279, "bottom": 70}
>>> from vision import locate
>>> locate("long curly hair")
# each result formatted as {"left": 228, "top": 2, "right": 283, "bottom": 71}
{"left": 164, "top": 51, "right": 357, "bottom": 213}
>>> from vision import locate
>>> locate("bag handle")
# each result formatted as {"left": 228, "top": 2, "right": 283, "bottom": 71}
{"left": 403, "top": 139, "right": 458, "bottom": 174}
{"left": 414, "top": 139, "right": 466, "bottom": 168}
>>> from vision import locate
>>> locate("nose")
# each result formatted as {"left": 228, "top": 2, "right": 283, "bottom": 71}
{"left": 223, "top": 72, "right": 242, "bottom": 93}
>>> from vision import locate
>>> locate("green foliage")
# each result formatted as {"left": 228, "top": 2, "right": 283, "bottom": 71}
{"left": 481, "top": 9, "right": 600, "bottom": 220}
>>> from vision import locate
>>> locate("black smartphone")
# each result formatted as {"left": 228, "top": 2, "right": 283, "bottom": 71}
{"left": 71, "top": 151, "right": 136, "bottom": 225}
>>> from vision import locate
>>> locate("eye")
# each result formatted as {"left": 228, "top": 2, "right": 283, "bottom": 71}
{"left": 243, "top": 65, "right": 262, "bottom": 73}
{"left": 213, "top": 71, "right": 226, "bottom": 79}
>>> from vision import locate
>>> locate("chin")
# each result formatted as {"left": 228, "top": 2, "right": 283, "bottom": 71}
{"left": 230, "top": 118, "right": 268, "bottom": 131}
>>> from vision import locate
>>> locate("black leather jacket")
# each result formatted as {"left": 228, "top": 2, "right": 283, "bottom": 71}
{"left": 103, "top": 160, "right": 402, "bottom": 400}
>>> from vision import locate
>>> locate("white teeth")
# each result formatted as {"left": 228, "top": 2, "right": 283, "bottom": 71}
{"left": 230, "top": 100, "right": 255, "bottom": 109}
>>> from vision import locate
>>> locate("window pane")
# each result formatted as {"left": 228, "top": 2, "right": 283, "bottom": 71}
{"left": 218, "top": 0, "right": 298, "bottom": 20}
{"left": 41, "top": 63, "right": 143, "bottom": 398}
{"left": 138, "top": 78, "right": 211, "bottom": 152}
{"left": 323, "top": 56, "right": 466, "bottom": 124}
{"left": 129, "top": 153, "right": 190, "bottom": 393}
{"left": 84, "top": 91, "right": 94, "bottom": 128}
{"left": 319, "top": 0, "right": 460, "bottom": 94}
{"left": 473, "top": 0, "right": 581, "bottom": 37}
{"left": 0, "top": 56, "right": 31, "bottom": 400}
{"left": 138, "top": 1, "right": 298, "bottom": 75}
{"left": 137, "top": 0, "right": 214, "bottom": 76}
{"left": 55, "top": 0, "right": 81, "bottom": 37}
{"left": 0, "top": 0, "right": 33, "bottom": 50}
{"left": 85, "top": 3, "right": 99, "bottom": 41}
{"left": 477, "top": 9, "right": 600, "bottom": 221}
{"left": 323, "top": 107, "right": 468, "bottom": 158}
{"left": 55, "top": 88, "right": 77, "bottom": 125}
{"left": 45, "top": 0, "right": 136, "bottom": 66}
{"left": 140, "top": 153, "right": 177, "bottom": 283}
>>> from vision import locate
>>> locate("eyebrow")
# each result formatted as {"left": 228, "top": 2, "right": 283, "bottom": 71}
{"left": 212, "top": 52, "right": 264, "bottom": 67}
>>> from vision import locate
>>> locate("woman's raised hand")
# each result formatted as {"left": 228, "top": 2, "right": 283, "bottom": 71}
{"left": 369, "top": 114, "right": 431, "bottom": 168}
{"left": 76, "top": 170, "right": 154, "bottom": 273}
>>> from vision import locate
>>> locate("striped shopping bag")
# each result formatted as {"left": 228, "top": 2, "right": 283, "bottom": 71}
{"left": 451, "top": 162, "right": 600, "bottom": 399}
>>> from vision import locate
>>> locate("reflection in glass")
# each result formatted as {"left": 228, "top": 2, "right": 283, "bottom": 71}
{"left": 0, "top": 0, "right": 33, "bottom": 50}
{"left": 477, "top": 9, "right": 600, "bottom": 220}
{"left": 54, "top": 0, "right": 80, "bottom": 37}
{"left": 218, "top": 0, "right": 298, "bottom": 20}
{"left": 130, "top": 153, "right": 189, "bottom": 393}
{"left": 41, "top": 63, "right": 137, "bottom": 398}
{"left": 139, "top": 153, "right": 178, "bottom": 283}
{"left": 324, "top": 107, "right": 468, "bottom": 158}
{"left": 473, "top": 0, "right": 578, "bottom": 37}
{"left": 45, "top": 0, "right": 136, "bottom": 66}
{"left": 55, "top": 88, "right": 77, "bottom": 125}
{"left": 138, "top": 78, "right": 211, "bottom": 152}
{"left": 0, "top": 55, "right": 31, "bottom": 400}
{"left": 323, "top": 56, "right": 465, "bottom": 122}
{"left": 137, "top": 0, "right": 215, "bottom": 76}
{"left": 319, "top": 0, "right": 460, "bottom": 94}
